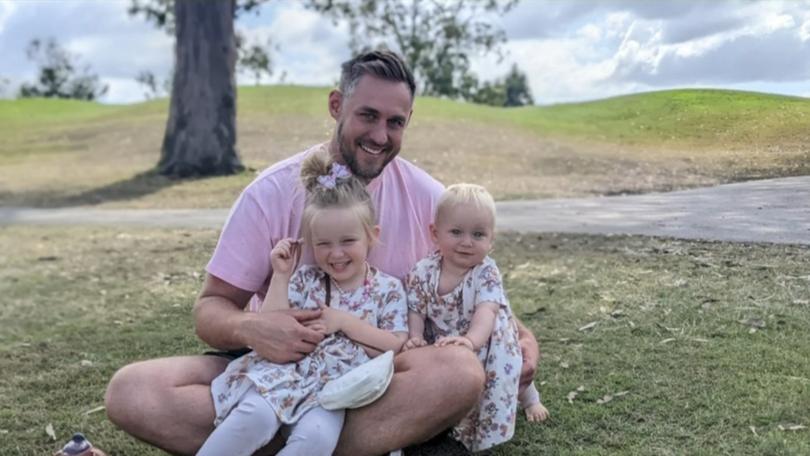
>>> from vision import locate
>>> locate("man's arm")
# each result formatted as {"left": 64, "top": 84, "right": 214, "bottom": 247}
{"left": 193, "top": 273, "right": 324, "bottom": 363}
{"left": 515, "top": 317, "right": 540, "bottom": 387}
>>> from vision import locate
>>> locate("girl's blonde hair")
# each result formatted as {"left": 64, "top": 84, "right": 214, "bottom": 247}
{"left": 300, "top": 148, "right": 377, "bottom": 244}
{"left": 435, "top": 183, "right": 496, "bottom": 226}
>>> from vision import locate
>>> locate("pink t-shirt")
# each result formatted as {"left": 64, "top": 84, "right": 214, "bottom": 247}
{"left": 207, "top": 144, "right": 444, "bottom": 311}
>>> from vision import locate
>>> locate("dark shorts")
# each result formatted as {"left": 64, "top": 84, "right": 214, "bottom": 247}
{"left": 203, "top": 347, "right": 251, "bottom": 360}
{"left": 404, "top": 430, "right": 472, "bottom": 456}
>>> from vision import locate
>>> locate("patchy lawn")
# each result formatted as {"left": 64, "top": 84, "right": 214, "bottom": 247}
{"left": 1, "top": 226, "right": 807, "bottom": 455}
{"left": 2, "top": 88, "right": 810, "bottom": 208}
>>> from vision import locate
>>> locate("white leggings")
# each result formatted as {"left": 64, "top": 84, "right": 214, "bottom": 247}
{"left": 197, "top": 387, "right": 345, "bottom": 456}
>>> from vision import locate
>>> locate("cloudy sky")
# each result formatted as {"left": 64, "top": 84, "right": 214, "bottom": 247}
{"left": 2, "top": 0, "right": 810, "bottom": 105}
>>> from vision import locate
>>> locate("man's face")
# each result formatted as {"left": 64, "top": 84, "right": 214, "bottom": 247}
{"left": 330, "top": 75, "right": 413, "bottom": 181}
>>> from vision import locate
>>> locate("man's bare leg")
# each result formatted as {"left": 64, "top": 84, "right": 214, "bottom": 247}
{"left": 105, "top": 356, "right": 227, "bottom": 455}
{"left": 334, "top": 345, "right": 485, "bottom": 456}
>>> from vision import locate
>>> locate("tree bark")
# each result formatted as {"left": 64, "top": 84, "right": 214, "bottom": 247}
{"left": 159, "top": 0, "right": 243, "bottom": 177}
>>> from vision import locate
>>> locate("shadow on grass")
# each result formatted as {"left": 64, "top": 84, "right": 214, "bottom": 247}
{"left": 1, "top": 166, "right": 258, "bottom": 208}
{"left": 0, "top": 169, "right": 191, "bottom": 208}
{"left": 43, "top": 169, "right": 181, "bottom": 207}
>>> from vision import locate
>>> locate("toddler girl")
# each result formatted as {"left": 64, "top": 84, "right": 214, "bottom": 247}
{"left": 404, "top": 183, "right": 549, "bottom": 452}
{"left": 197, "top": 150, "right": 408, "bottom": 456}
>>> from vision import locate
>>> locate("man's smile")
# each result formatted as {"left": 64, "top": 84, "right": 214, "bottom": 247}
{"left": 359, "top": 141, "right": 385, "bottom": 156}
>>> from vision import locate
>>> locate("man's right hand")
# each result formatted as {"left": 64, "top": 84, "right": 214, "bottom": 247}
{"left": 240, "top": 308, "right": 325, "bottom": 363}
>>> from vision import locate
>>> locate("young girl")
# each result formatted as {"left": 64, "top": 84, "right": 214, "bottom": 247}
{"left": 197, "top": 151, "right": 409, "bottom": 456}
{"left": 404, "top": 183, "right": 549, "bottom": 452}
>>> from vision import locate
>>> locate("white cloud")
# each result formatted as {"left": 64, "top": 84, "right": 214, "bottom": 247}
{"left": 102, "top": 76, "right": 149, "bottom": 104}
{"left": 0, "top": 0, "right": 16, "bottom": 34}
{"left": 238, "top": 2, "right": 350, "bottom": 87}
{"left": 3, "top": 0, "right": 810, "bottom": 104}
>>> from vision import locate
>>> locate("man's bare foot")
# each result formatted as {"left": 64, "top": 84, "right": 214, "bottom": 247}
{"left": 525, "top": 402, "right": 549, "bottom": 423}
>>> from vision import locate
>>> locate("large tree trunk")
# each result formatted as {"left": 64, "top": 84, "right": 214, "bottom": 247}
{"left": 159, "top": 0, "right": 243, "bottom": 177}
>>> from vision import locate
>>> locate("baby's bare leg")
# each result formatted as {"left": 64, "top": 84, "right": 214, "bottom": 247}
{"left": 519, "top": 381, "right": 549, "bottom": 422}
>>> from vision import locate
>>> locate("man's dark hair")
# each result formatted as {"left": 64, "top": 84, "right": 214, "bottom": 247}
{"left": 339, "top": 50, "right": 416, "bottom": 100}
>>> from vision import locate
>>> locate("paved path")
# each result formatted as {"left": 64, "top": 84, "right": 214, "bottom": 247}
{"left": 2, "top": 176, "right": 809, "bottom": 245}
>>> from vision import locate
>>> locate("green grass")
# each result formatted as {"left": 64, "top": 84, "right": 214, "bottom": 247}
{"left": 4, "top": 86, "right": 808, "bottom": 146}
{"left": 2, "top": 87, "right": 810, "bottom": 207}
{"left": 1, "top": 226, "right": 808, "bottom": 455}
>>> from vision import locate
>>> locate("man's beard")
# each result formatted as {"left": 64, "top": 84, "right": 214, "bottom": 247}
{"left": 337, "top": 123, "right": 396, "bottom": 181}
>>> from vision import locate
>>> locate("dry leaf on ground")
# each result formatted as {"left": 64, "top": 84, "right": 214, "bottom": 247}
{"left": 83, "top": 405, "right": 106, "bottom": 415}
{"left": 567, "top": 385, "right": 585, "bottom": 404}
{"left": 597, "top": 394, "right": 613, "bottom": 404}
{"left": 597, "top": 390, "right": 629, "bottom": 405}
{"left": 45, "top": 423, "right": 56, "bottom": 441}
{"left": 778, "top": 424, "right": 807, "bottom": 431}
{"left": 578, "top": 321, "right": 598, "bottom": 332}
{"left": 739, "top": 318, "right": 766, "bottom": 329}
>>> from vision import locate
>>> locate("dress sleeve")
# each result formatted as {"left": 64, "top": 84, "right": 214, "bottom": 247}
{"left": 405, "top": 262, "right": 429, "bottom": 316}
{"left": 377, "top": 277, "right": 409, "bottom": 333}
{"left": 285, "top": 267, "right": 309, "bottom": 310}
{"left": 474, "top": 259, "right": 509, "bottom": 309}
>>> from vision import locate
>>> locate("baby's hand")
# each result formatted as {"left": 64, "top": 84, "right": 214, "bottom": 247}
{"left": 402, "top": 337, "right": 427, "bottom": 351}
{"left": 436, "top": 336, "right": 474, "bottom": 351}
{"left": 525, "top": 402, "right": 550, "bottom": 423}
{"left": 302, "top": 320, "right": 327, "bottom": 335}
{"left": 270, "top": 238, "right": 302, "bottom": 278}
{"left": 315, "top": 306, "right": 346, "bottom": 335}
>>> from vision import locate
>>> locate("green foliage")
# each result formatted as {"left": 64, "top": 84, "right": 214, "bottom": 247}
{"left": 129, "top": 0, "right": 274, "bottom": 86}
{"left": 18, "top": 38, "right": 108, "bottom": 101}
{"left": 308, "top": 0, "right": 518, "bottom": 100}
{"left": 235, "top": 35, "right": 274, "bottom": 85}
{"left": 128, "top": 0, "right": 268, "bottom": 33}
{"left": 472, "top": 64, "right": 534, "bottom": 107}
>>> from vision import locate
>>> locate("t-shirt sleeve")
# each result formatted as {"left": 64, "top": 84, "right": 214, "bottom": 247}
{"left": 206, "top": 170, "right": 294, "bottom": 291}
{"left": 378, "top": 277, "right": 408, "bottom": 333}
{"left": 206, "top": 183, "right": 276, "bottom": 292}
{"left": 475, "top": 259, "right": 509, "bottom": 309}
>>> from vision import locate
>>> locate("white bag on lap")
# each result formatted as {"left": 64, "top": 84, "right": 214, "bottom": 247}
{"left": 319, "top": 350, "right": 395, "bottom": 410}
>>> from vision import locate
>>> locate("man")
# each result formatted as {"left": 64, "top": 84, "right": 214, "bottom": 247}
{"left": 105, "top": 50, "right": 539, "bottom": 455}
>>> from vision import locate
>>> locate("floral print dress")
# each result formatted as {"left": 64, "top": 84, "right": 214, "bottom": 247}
{"left": 406, "top": 252, "right": 522, "bottom": 452}
{"left": 210, "top": 265, "right": 408, "bottom": 425}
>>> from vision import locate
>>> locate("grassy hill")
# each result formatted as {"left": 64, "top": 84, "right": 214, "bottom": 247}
{"left": 1, "top": 87, "right": 809, "bottom": 208}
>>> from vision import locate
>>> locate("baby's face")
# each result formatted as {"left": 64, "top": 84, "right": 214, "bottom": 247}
{"left": 432, "top": 203, "right": 494, "bottom": 271}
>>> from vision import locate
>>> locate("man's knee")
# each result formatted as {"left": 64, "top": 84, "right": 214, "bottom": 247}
{"left": 105, "top": 362, "right": 147, "bottom": 428}
{"left": 401, "top": 345, "right": 485, "bottom": 406}
{"left": 432, "top": 346, "right": 485, "bottom": 398}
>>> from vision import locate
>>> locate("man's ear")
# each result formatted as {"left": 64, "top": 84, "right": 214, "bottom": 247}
{"left": 328, "top": 90, "right": 343, "bottom": 120}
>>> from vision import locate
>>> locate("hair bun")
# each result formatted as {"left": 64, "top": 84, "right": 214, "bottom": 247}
{"left": 300, "top": 147, "right": 334, "bottom": 193}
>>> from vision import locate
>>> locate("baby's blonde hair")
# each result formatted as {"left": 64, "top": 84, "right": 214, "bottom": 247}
{"left": 300, "top": 148, "right": 377, "bottom": 245}
{"left": 435, "top": 183, "right": 496, "bottom": 227}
